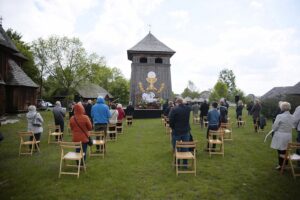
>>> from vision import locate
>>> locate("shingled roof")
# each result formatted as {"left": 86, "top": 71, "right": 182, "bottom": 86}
{"left": 261, "top": 82, "right": 300, "bottom": 99}
{"left": 127, "top": 32, "right": 175, "bottom": 60}
{"left": 287, "top": 82, "right": 300, "bottom": 95}
{"left": 6, "top": 59, "right": 39, "bottom": 87}
{"left": 0, "top": 25, "right": 19, "bottom": 52}
{"left": 77, "top": 83, "right": 113, "bottom": 99}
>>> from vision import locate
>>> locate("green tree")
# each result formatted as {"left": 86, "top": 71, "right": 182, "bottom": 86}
{"left": 6, "top": 28, "right": 40, "bottom": 84}
{"left": 209, "top": 81, "right": 228, "bottom": 102}
{"left": 218, "top": 68, "right": 236, "bottom": 100}
{"left": 32, "top": 36, "right": 97, "bottom": 97}
{"left": 181, "top": 80, "right": 200, "bottom": 98}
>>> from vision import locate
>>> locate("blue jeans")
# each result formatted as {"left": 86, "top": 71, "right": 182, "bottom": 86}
{"left": 76, "top": 142, "right": 88, "bottom": 161}
{"left": 172, "top": 132, "right": 190, "bottom": 165}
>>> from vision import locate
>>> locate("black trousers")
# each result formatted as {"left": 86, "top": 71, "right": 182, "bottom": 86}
{"left": 29, "top": 133, "right": 41, "bottom": 150}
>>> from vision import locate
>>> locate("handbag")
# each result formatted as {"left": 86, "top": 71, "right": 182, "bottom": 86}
{"left": 32, "top": 113, "right": 42, "bottom": 127}
{"left": 74, "top": 116, "right": 93, "bottom": 146}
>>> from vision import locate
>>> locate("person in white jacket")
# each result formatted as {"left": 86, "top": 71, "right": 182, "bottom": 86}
{"left": 293, "top": 105, "right": 300, "bottom": 154}
{"left": 109, "top": 104, "right": 119, "bottom": 124}
{"left": 26, "top": 105, "right": 44, "bottom": 150}
{"left": 270, "top": 102, "right": 294, "bottom": 170}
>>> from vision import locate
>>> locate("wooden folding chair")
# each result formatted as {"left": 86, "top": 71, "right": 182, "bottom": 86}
{"left": 281, "top": 142, "right": 300, "bottom": 179}
{"left": 116, "top": 120, "right": 123, "bottom": 134}
{"left": 89, "top": 131, "right": 106, "bottom": 158}
{"left": 207, "top": 130, "right": 224, "bottom": 157}
{"left": 174, "top": 141, "right": 197, "bottom": 176}
{"left": 193, "top": 115, "right": 200, "bottom": 124}
{"left": 126, "top": 115, "right": 133, "bottom": 126}
{"left": 236, "top": 116, "right": 245, "bottom": 127}
{"left": 220, "top": 122, "right": 233, "bottom": 141}
{"left": 107, "top": 124, "right": 117, "bottom": 141}
{"left": 59, "top": 141, "right": 86, "bottom": 178}
{"left": 203, "top": 116, "right": 208, "bottom": 128}
{"left": 18, "top": 131, "right": 40, "bottom": 156}
{"left": 48, "top": 124, "right": 63, "bottom": 144}
{"left": 161, "top": 114, "right": 165, "bottom": 125}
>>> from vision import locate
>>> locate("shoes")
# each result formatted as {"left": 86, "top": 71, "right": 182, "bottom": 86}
{"left": 275, "top": 165, "right": 281, "bottom": 170}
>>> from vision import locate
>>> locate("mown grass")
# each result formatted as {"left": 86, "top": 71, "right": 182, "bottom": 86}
{"left": 0, "top": 108, "right": 300, "bottom": 200}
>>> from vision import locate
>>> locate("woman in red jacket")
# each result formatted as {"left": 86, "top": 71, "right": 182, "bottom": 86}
{"left": 117, "top": 104, "right": 126, "bottom": 121}
{"left": 70, "top": 103, "right": 92, "bottom": 160}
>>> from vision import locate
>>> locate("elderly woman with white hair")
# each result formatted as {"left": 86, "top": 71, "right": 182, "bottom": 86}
{"left": 26, "top": 105, "right": 44, "bottom": 150}
{"left": 270, "top": 101, "right": 294, "bottom": 170}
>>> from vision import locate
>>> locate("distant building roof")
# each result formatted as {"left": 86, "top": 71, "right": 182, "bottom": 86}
{"left": 127, "top": 32, "right": 175, "bottom": 60}
{"left": 261, "top": 87, "right": 291, "bottom": 99}
{"left": 6, "top": 59, "right": 39, "bottom": 87}
{"left": 77, "top": 83, "right": 113, "bottom": 99}
{"left": 287, "top": 82, "right": 300, "bottom": 95}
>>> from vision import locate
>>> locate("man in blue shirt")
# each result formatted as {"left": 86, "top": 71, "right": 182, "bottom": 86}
{"left": 207, "top": 102, "right": 220, "bottom": 150}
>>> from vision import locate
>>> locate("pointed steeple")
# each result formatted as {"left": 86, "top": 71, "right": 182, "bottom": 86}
{"left": 127, "top": 33, "right": 175, "bottom": 60}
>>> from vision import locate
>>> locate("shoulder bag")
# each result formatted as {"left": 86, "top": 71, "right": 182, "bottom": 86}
{"left": 74, "top": 116, "right": 93, "bottom": 146}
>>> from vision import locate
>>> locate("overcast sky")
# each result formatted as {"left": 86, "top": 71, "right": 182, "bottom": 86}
{"left": 1, "top": 0, "right": 299, "bottom": 96}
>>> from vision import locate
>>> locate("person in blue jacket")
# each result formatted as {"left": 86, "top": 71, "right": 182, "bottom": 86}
{"left": 91, "top": 96, "right": 111, "bottom": 150}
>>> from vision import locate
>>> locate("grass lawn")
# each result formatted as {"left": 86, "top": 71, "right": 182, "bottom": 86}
{"left": 1, "top": 108, "right": 300, "bottom": 200}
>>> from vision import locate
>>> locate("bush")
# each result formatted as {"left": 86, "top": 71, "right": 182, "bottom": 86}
{"left": 261, "top": 95, "right": 300, "bottom": 118}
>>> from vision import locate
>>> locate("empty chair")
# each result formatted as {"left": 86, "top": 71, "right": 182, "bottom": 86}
{"left": 207, "top": 130, "right": 224, "bottom": 157}
{"left": 89, "top": 131, "right": 106, "bottom": 158}
{"left": 220, "top": 122, "right": 233, "bottom": 140}
{"left": 107, "top": 124, "right": 117, "bottom": 141}
{"left": 59, "top": 141, "right": 86, "bottom": 178}
{"left": 126, "top": 115, "right": 133, "bottom": 126}
{"left": 236, "top": 116, "right": 245, "bottom": 127}
{"left": 174, "top": 141, "right": 197, "bottom": 176}
{"left": 48, "top": 124, "right": 63, "bottom": 144}
{"left": 193, "top": 115, "right": 200, "bottom": 124}
{"left": 116, "top": 120, "right": 123, "bottom": 134}
{"left": 281, "top": 142, "right": 300, "bottom": 178}
{"left": 18, "top": 131, "right": 40, "bottom": 156}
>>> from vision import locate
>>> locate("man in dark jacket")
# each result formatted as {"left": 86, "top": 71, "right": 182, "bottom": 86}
{"left": 169, "top": 98, "right": 191, "bottom": 166}
{"left": 200, "top": 100, "right": 209, "bottom": 128}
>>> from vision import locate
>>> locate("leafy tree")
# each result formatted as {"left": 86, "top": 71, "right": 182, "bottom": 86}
{"left": 218, "top": 68, "right": 236, "bottom": 100}
{"left": 32, "top": 36, "right": 96, "bottom": 96}
{"left": 209, "top": 81, "right": 228, "bottom": 102}
{"left": 108, "top": 76, "right": 130, "bottom": 105}
{"left": 181, "top": 80, "right": 200, "bottom": 98}
{"left": 6, "top": 28, "right": 40, "bottom": 84}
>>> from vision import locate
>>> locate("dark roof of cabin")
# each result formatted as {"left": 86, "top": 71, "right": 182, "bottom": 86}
{"left": 287, "top": 82, "right": 300, "bottom": 95}
{"left": 127, "top": 32, "right": 175, "bottom": 60}
{"left": 261, "top": 82, "right": 300, "bottom": 99}
{"left": 77, "top": 83, "right": 113, "bottom": 98}
{"left": 6, "top": 59, "right": 39, "bottom": 87}
{"left": 0, "top": 25, "right": 19, "bottom": 52}
{"left": 260, "top": 87, "right": 291, "bottom": 99}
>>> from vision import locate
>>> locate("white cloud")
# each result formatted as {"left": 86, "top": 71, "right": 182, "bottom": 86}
{"left": 168, "top": 10, "right": 190, "bottom": 29}
{"left": 0, "top": 0, "right": 97, "bottom": 41}
{"left": 82, "top": 0, "right": 165, "bottom": 77}
{"left": 250, "top": 1, "right": 263, "bottom": 9}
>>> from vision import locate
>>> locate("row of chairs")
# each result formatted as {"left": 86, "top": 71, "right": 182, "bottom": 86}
{"left": 19, "top": 115, "right": 134, "bottom": 178}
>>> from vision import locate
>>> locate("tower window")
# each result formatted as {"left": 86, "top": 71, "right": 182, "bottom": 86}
{"left": 155, "top": 58, "right": 163, "bottom": 63}
{"left": 140, "top": 57, "right": 147, "bottom": 63}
